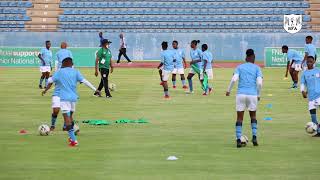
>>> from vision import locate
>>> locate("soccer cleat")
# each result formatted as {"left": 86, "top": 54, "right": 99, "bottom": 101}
{"left": 160, "top": 82, "right": 164, "bottom": 86}
{"left": 202, "top": 93, "right": 208, "bottom": 96}
{"left": 62, "top": 126, "right": 67, "bottom": 131}
{"left": 185, "top": 91, "right": 194, "bottom": 94}
{"left": 164, "top": 95, "right": 170, "bottom": 99}
{"left": 182, "top": 85, "right": 188, "bottom": 89}
{"left": 312, "top": 133, "right": 320, "bottom": 137}
{"left": 252, "top": 136, "right": 259, "bottom": 146}
{"left": 173, "top": 85, "right": 177, "bottom": 89}
{"left": 69, "top": 140, "right": 78, "bottom": 147}
{"left": 39, "top": 85, "right": 43, "bottom": 89}
{"left": 50, "top": 126, "right": 55, "bottom": 131}
{"left": 236, "top": 139, "right": 242, "bottom": 148}
{"left": 106, "top": 95, "right": 112, "bottom": 98}
{"left": 93, "top": 91, "right": 102, "bottom": 97}
{"left": 128, "top": 62, "right": 133, "bottom": 65}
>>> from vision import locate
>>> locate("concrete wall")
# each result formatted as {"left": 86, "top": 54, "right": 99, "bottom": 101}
{"left": 0, "top": 32, "right": 319, "bottom": 61}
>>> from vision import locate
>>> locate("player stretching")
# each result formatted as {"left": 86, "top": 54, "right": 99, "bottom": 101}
{"left": 157, "top": 41, "right": 174, "bottom": 99}
{"left": 301, "top": 36, "right": 317, "bottom": 69}
{"left": 200, "top": 44, "right": 213, "bottom": 95}
{"left": 301, "top": 56, "right": 320, "bottom": 137}
{"left": 172, "top": 40, "right": 187, "bottom": 89}
{"left": 282, "top": 45, "right": 303, "bottom": 89}
{"left": 187, "top": 40, "right": 202, "bottom": 93}
{"left": 38, "top": 40, "right": 52, "bottom": 89}
{"left": 226, "top": 49, "right": 263, "bottom": 148}
{"left": 43, "top": 57, "right": 97, "bottom": 146}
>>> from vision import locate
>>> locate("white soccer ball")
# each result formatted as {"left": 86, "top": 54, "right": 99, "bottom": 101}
{"left": 74, "top": 123, "right": 80, "bottom": 135}
{"left": 305, "top": 122, "right": 318, "bottom": 134}
{"left": 109, "top": 83, "right": 116, "bottom": 91}
{"left": 240, "top": 135, "right": 249, "bottom": 146}
{"left": 38, "top": 124, "right": 50, "bottom": 136}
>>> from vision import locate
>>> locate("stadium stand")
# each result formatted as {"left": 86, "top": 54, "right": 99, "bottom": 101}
{"left": 0, "top": 0, "right": 318, "bottom": 32}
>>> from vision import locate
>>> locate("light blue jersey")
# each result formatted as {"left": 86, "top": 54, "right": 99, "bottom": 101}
{"left": 56, "top": 49, "right": 73, "bottom": 69}
{"left": 201, "top": 50, "right": 213, "bottom": 69}
{"left": 39, "top": 48, "right": 52, "bottom": 66}
{"left": 234, "top": 62, "right": 263, "bottom": 96}
{"left": 52, "top": 67, "right": 84, "bottom": 102}
{"left": 301, "top": 68, "right": 320, "bottom": 101}
{"left": 190, "top": 48, "right": 202, "bottom": 68}
{"left": 161, "top": 50, "right": 175, "bottom": 71}
{"left": 305, "top": 44, "right": 317, "bottom": 59}
{"left": 287, "top": 49, "right": 303, "bottom": 64}
{"left": 173, "top": 48, "right": 185, "bottom": 69}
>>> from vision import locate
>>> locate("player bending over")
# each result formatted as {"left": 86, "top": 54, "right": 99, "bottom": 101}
{"left": 42, "top": 57, "right": 97, "bottom": 146}
{"left": 226, "top": 49, "right": 263, "bottom": 148}
{"left": 157, "top": 41, "right": 175, "bottom": 99}
{"left": 187, "top": 40, "right": 202, "bottom": 94}
{"left": 200, "top": 44, "right": 213, "bottom": 95}
{"left": 300, "top": 56, "right": 320, "bottom": 137}
{"left": 171, "top": 40, "right": 187, "bottom": 89}
{"left": 38, "top": 40, "right": 52, "bottom": 89}
{"left": 282, "top": 45, "right": 303, "bottom": 89}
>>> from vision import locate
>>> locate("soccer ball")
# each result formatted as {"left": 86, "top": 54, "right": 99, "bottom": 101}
{"left": 74, "top": 123, "right": 80, "bottom": 135}
{"left": 240, "top": 135, "right": 249, "bottom": 146}
{"left": 38, "top": 124, "right": 50, "bottom": 136}
{"left": 305, "top": 122, "right": 318, "bottom": 134}
{"left": 109, "top": 83, "right": 116, "bottom": 91}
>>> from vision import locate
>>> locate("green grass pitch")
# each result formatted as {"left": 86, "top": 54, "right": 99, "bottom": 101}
{"left": 0, "top": 67, "right": 319, "bottom": 180}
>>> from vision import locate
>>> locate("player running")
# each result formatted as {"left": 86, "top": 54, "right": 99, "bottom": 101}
{"left": 55, "top": 42, "right": 73, "bottom": 71}
{"left": 42, "top": 57, "right": 98, "bottom": 146}
{"left": 200, "top": 44, "right": 213, "bottom": 95}
{"left": 300, "top": 56, "right": 320, "bottom": 137}
{"left": 157, "top": 41, "right": 175, "bottom": 99}
{"left": 301, "top": 36, "right": 317, "bottom": 69}
{"left": 282, "top": 45, "right": 303, "bottom": 89}
{"left": 171, "top": 40, "right": 187, "bottom": 89}
{"left": 226, "top": 49, "right": 263, "bottom": 148}
{"left": 38, "top": 40, "right": 52, "bottom": 89}
{"left": 187, "top": 40, "right": 202, "bottom": 94}
{"left": 94, "top": 39, "right": 114, "bottom": 98}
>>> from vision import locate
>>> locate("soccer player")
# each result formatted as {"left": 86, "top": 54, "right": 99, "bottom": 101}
{"left": 157, "top": 41, "right": 174, "bottom": 99}
{"left": 282, "top": 45, "right": 303, "bottom": 88}
{"left": 301, "top": 36, "right": 317, "bottom": 69}
{"left": 94, "top": 39, "right": 114, "bottom": 98}
{"left": 171, "top": 40, "right": 187, "bottom": 89}
{"left": 187, "top": 40, "right": 202, "bottom": 93}
{"left": 42, "top": 57, "right": 98, "bottom": 146}
{"left": 38, "top": 40, "right": 52, "bottom": 89}
{"left": 55, "top": 42, "right": 73, "bottom": 71}
{"left": 117, "top": 33, "right": 132, "bottom": 64}
{"left": 226, "top": 49, "right": 263, "bottom": 148}
{"left": 300, "top": 56, "right": 320, "bottom": 137}
{"left": 200, "top": 44, "right": 213, "bottom": 95}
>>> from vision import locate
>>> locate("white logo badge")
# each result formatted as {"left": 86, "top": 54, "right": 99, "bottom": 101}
{"left": 284, "top": 14, "right": 302, "bottom": 34}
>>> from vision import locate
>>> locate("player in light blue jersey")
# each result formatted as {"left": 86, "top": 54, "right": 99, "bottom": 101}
{"left": 200, "top": 44, "right": 213, "bottom": 95}
{"left": 157, "top": 41, "right": 175, "bottom": 99}
{"left": 187, "top": 40, "right": 202, "bottom": 93}
{"left": 302, "top": 36, "right": 317, "bottom": 68}
{"left": 42, "top": 57, "right": 98, "bottom": 146}
{"left": 55, "top": 42, "right": 73, "bottom": 71}
{"left": 226, "top": 49, "right": 263, "bottom": 148}
{"left": 301, "top": 56, "right": 320, "bottom": 137}
{"left": 282, "top": 45, "right": 303, "bottom": 88}
{"left": 38, "top": 40, "right": 52, "bottom": 89}
{"left": 171, "top": 40, "right": 187, "bottom": 89}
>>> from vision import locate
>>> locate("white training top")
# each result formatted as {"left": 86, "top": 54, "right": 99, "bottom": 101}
{"left": 120, "top": 37, "right": 126, "bottom": 49}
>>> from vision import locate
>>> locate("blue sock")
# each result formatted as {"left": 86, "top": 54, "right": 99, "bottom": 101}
{"left": 164, "top": 90, "right": 169, "bottom": 96}
{"left": 45, "top": 78, "right": 48, "bottom": 87}
{"left": 39, "top": 78, "right": 44, "bottom": 86}
{"left": 182, "top": 80, "right": 186, "bottom": 86}
{"left": 311, "top": 113, "right": 318, "bottom": 124}
{"left": 251, "top": 119, "right": 258, "bottom": 137}
{"left": 236, "top": 121, "right": 242, "bottom": 140}
{"left": 188, "top": 79, "right": 193, "bottom": 91}
{"left": 51, "top": 114, "right": 57, "bottom": 127}
{"left": 172, "top": 80, "right": 176, "bottom": 86}
{"left": 68, "top": 129, "right": 76, "bottom": 142}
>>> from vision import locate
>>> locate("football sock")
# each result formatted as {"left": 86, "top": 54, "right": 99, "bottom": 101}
{"left": 172, "top": 80, "right": 176, "bottom": 86}
{"left": 68, "top": 128, "right": 76, "bottom": 142}
{"left": 236, "top": 121, "right": 242, "bottom": 140}
{"left": 39, "top": 78, "right": 44, "bottom": 86}
{"left": 188, "top": 79, "right": 193, "bottom": 91}
{"left": 182, "top": 80, "right": 186, "bottom": 86}
{"left": 45, "top": 78, "right": 48, "bottom": 87}
{"left": 164, "top": 90, "right": 169, "bottom": 96}
{"left": 51, "top": 114, "right": 57, "bottom": 127}
{"left": 251, "top": 119, "right": 258, "bottom": 137}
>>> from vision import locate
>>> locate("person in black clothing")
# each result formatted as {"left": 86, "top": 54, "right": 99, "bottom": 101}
{"left": 117, "top": 33, "right": 132, "bottom": 64}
